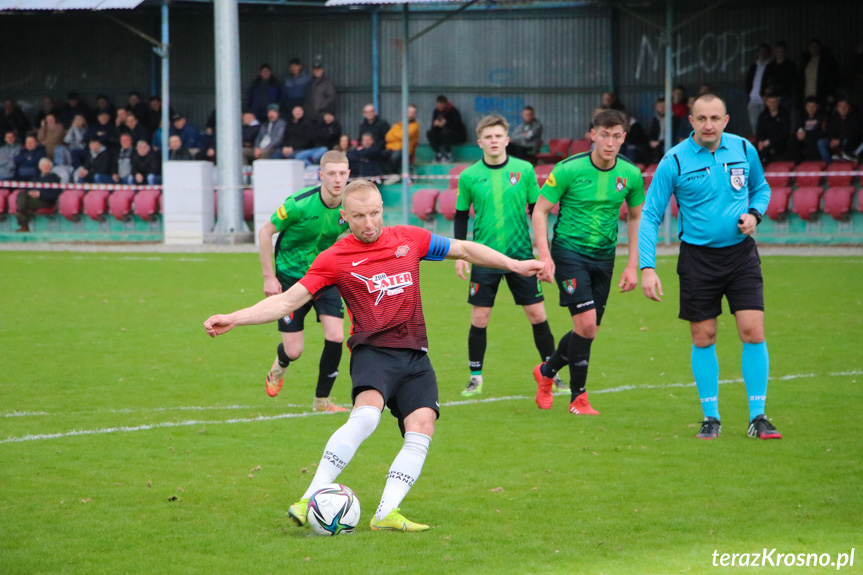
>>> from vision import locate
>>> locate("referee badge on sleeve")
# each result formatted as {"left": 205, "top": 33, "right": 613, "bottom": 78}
{"left": 730, "top": 168, "right": 746, "bottom": 191}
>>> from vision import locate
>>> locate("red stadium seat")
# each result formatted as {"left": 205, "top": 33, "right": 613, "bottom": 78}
{"left": 670, "top": 193, "right": 679, "bottom": 218}
{"left": 243, "top": 188, "right": 254, "bottom": 221}
{"left": 826, "top": 162, "right": 856, "bottom": 187}
{"left": 8, "top": 189, "right": 21, "bottom": 215}
{"left": 534, "top": 164, "right": 554, "bottom": 187}
{"left": 108, "top": 189, "right": 136, "bottom": 221}
{"left": 643, "top": 163, "right": 658, "bottom": 191}
{"left": 791, "top": 186, "right": 824, "bottom": 221}
{"left": 535, "top": 138, "right": 571, "bottom": 164}
{"left": 437, "top": 187, "right": 459, "bottom": 220}
{"left": 58, "top": 188, "right": 85, "bottom": 221}
{"left": 411, "top": 188, "right": 439, "bottom": 221}
{"left": 568, "top": 137, "right": 592, "bottom": 156}
{"left": 823, "top": 186, "right": 855, "bottom": 221}
{"left": 763, "top": 161, "right": 795, "bottom": 188}
{"left": 133, "top": 189, "right": 162, "bottom": 221}
{"left": 448, "top": 165, "right": 467, "bottom": 189}
{"left": 794, "top": 161, "right": 825, "bottom": 187}
{"left": 766, "top": 186, "right": 792, "bottom": 221}
{"left": 619, "top": 203, "right": 627, "bottom": 221}
{"left": 0, "top": 188, "right": 9, "bottom": 220}
{"left": 83, "top": 189, "right": 110, "bottom": 221}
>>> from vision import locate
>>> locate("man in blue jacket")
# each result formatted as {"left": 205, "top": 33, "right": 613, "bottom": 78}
{"left": 638, "top": 93, "right": 781, "bottom": 441}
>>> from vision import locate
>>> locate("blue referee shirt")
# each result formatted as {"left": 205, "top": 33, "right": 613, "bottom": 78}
{"left": 638, "top": 132, "right": 771, "bottom": 269}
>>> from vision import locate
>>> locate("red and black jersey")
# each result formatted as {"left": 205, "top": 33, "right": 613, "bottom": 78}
{"left": 299, "top": 225, "right": 451, "bottom": 352}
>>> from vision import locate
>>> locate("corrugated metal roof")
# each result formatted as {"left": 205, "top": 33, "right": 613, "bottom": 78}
{"left": 0, "top": 0, "right": 144, "bottom": 10}
{"left": 326, "top": 0, "right": 462, "bottom": 6}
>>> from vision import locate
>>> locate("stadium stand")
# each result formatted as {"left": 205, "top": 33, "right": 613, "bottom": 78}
{"left": 108, "top": 189, "right": 136, "bottom": 221}
{"left": 535, "top": 138, "right": 570, "bottom": 164}
{"left": 823, "top": 186, "right": 855, "bottom": 221}
{"left": 448, "top": 165, "right": 467, "bottom": 189}
{"left": 791, "top": 186, "right": 824, "bottom": 221}
{"left": 643, "top": 163, "right": 658, "bottom": 190}
{"left": 410, "top": 188, "right": 439, "bottom": 222}
{"left": 619, "top": 203, "right": 627, "bottom": 221}
{"left": 243, "top": 188, "right": 254, "bottom": 221}
{"left": 58, "top": 188, "right": 85, "bottom": 221}
{"left": 766, "top": 186, "right": 793, "bottom": 221}
{"left": 0, "top": 189, "right": 9, "bottom": 220}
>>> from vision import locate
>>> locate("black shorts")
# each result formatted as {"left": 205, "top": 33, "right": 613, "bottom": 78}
{"left": 277, "top": 278, "right": 344, "bottom": 333}
{"left": 350, "top": 346, "right": 440, "bottom": 437}
{"left": 552, "top": 247, "right": 614, "bottom": 325}
{"left": 677, "top": 237, "right": 764, "bottom": 322}
{"left": 467, "top": 265, "right": 545, "bottom": 307}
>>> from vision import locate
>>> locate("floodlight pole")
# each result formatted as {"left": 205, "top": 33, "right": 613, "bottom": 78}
{"left": 662, "top": 0, "right": 673, "bottom": 246}
{"left": 212, "top": 0, "right": 248, "bottom": 238}
{"left": 160, "top": 0, "right": 170, "bottom": 163}
{"left": 400, "top": 3, "right": 410, "bottom": 225}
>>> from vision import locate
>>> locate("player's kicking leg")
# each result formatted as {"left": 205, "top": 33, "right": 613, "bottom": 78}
{"left": 288, "top": 401, "right": 383, "bottom": 526}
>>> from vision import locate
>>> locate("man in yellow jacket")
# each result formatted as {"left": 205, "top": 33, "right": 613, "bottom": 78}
{"left": 384, "top": 104, "right": 420, "bottom": 177}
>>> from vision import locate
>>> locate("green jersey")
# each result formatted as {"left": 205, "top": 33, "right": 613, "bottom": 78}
{"left": 270, "top": 186, "right": 349, "bottom": 281}
{"left": 456, "top": 156, "right": 540, "bottom": 263}
{"left": 540, "top": 153, "right": 645, "bottom": 259}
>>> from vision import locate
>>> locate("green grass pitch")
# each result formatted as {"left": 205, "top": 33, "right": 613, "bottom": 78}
{"left": 1, "top": 250, "right": 861, "bottom": 574}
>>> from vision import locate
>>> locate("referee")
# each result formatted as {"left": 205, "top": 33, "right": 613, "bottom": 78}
{"left": 638, "top": 93, "right": 782, "bottom": 440}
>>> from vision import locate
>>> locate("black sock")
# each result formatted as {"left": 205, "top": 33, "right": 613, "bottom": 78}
{"left": 277, "top": 343, "right": 292, "bottom": 368}
{"left": 543, "top": 331, "right": 572, "bottom": 376}
{"left": 468, "top": 325, "right": 487, "bottom": 373}
{"left": 531, "top": 320, "right": 556, "bottom": 363}
{"left": 315, "top": 339, "right": 343, "bottom": 398}
{"left": 567, "top": 332, "right": 594, "bottom": 400}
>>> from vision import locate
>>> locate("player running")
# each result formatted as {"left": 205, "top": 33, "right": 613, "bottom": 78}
{"left": 531, "top": 108, "right": 645, "bottom": 415}
{"left": 454, "top": 114, "right": 560, "bottom": 397}
{"left": 257, "top": 151, "right": 350, "bottom": 412}
{"left": 205, "top": 180, "right": 544, "bottom": 532}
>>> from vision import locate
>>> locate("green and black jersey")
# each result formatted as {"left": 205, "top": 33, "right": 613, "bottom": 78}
{"left": 456, "top": 156, "right": 539, "bottom": 264}
{"left": 271, "top": 186, "right": 349, "bottom": 282}
{"left": 540, "top": 153, "right": 645, "bottom": 260}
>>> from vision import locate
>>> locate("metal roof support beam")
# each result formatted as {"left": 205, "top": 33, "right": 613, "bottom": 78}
{"left": 407, "top": 0, "right": 480, "bottom": 44}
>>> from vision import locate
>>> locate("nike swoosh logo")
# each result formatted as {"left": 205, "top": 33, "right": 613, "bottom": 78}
{"left": 352, "top": 259, "right": 368, "bottom": 266}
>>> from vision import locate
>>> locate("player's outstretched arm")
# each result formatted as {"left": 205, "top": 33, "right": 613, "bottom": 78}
{"left": 204, "top": 282, "right": 313, "bottom": 337}
{"left": 446, "top": 239, "right": 545, "bottom": 277}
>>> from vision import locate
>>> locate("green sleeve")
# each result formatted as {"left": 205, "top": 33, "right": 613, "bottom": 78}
{"left": 270, "top": 198, "right": 298, "bottom": 231}
{"left": 540, "top": 164, "right": 567, "bottom": 204}
{"left": 626, "top": 169, "right": 646, "bottom": 208}
{"left": 455, "top": 173, "right": 472, "bottom": 211}
{"left": 525, "top": 165, "right": 540, "bottom": 203}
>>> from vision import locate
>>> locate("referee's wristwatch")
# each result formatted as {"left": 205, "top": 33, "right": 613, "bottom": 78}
{"left": 748, "top": 208, "right": 763, "bottom": 225}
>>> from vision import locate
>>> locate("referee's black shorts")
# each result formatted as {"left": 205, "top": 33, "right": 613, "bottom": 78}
{"left": 276, "top": 278, "right": 344, "bottom": 333}
{"left": 349, "top": 346, "right": 439, "bottom": 437}
{"left": 677, "top": 237, "right": 764, "bottom": 322}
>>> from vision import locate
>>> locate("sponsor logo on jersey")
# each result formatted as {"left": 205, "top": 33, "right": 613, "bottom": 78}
{"left": 283, "top": 311, "right": 294, "bottom": 325}
{"left": 616, "top": 177, "right": 627, "bottom": 192}
{"left": 730, "top": 167, "right": 746, "bottom": 191}
{"left": 351, "top": 271, "right": 413, "bottom": 305}
{"left": 563, "top": 278, "right": 577, "bottom": 295}
{"left": 469, "top": 282, "right": 479, "bottom": 296}
{"left": 546, "top": 173, "right": 557, "bottom": 187}
{"left": 277, "top": 206, "right": 288, "bottom": 220}
{"left": 395, "top": 245, "right": 409, "bottom": 258}
{"left": 509, "top": 172, "right": 521, "bottom": 185}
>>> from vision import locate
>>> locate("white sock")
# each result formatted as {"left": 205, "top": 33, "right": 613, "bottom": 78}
{"left": 302, "top": 406, "right": 381, "bottom": 499}
{"left": 375, "top": 432, "right": 431, "bottom": 520}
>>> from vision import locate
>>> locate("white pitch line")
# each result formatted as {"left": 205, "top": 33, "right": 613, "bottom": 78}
{"left": 1, "top": 370, "right": 858, "bottom": 445}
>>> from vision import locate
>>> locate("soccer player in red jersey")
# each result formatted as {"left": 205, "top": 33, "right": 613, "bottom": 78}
{"left": 204, "top": 179, "right": 544, "bottom": 532}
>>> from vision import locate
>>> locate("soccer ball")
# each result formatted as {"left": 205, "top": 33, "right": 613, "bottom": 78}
{"left": 307, "top": 483, "right": 361, "bottom": 536}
